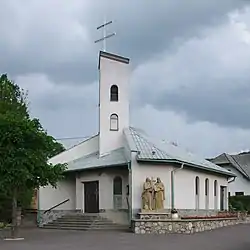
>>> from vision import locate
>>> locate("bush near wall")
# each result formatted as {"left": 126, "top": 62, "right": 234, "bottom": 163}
{"left": 229, "top": 195, "right": 250, "bottom": 212}
{"left": 0, "top": 188, "right": 34, "bottom": 223}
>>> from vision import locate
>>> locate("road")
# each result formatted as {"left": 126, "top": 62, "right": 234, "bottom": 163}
{"left": 0, "top": 224, "right": 249, "bottom": 250}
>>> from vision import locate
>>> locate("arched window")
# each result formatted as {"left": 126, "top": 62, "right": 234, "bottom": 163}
{"left": 110, "top": 85, "right": 118, "bottom": 102}
{"left": 195, "top": 176, "right": 200, "bottom": 210}
{"left": 113, "top": 176, "right": 123, "bottom": 209}
{"left": 205, "top": 178, "right": 209, "bottom": 196}
{"left": 214, "top": 180, "right": 218, "bottom": 210}
{"left": 110, "top": 114, "right": 119, "bottom": 131}
{"left": 195, "top": 176, "right": 200, "bottom": 195}
{"left": 214, "top": 180, "right": 217, "bottom": 196}
{"left": 113, "top": 176, "right": 123, "bottom": 195}
{"left": 205, "top": 178, "right": 209, "bottom": 210}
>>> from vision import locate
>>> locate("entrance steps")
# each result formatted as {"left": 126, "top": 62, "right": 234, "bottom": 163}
{"left": 42, "top": 213, "right": 130, "bottom": 231}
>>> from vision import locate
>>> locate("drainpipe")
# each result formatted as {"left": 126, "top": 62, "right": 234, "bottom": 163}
{"left": 127, "top": 161, "right": 132, "bottom": 226}
{"left": 170, "top": 163, "right": 184, "bottom": 210}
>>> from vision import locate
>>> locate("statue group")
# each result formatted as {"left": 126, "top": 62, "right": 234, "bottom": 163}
{"left": 141, "top": 177, "right": 165, "bottom": 211}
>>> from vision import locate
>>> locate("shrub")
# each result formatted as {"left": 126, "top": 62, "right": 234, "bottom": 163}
{"left": 229, "top": 195, "right": 250, "bottom": 212}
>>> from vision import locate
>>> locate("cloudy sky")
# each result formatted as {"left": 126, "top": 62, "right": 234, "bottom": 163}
{"left": 1, "top": 0, "right": 250, "bottom": 157}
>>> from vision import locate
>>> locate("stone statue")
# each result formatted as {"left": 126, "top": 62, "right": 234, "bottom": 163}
{"left": 154, "top": 177, "right": 165, "bottom": 210}
{"left": 141, "top": 178, "right": 153, "bottom": 211}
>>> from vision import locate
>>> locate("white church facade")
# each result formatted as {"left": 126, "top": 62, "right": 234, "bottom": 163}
{"left": 38, "top": 51, "right": 235, "bottom": 226}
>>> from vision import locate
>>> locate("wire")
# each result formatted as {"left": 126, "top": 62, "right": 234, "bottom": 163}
{"left": 55, "top": 135, "right": 91, "bottom": 141}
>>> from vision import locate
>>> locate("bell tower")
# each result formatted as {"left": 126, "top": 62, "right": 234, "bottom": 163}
{"left": 98, "top": 51, "right": 130, "bottom": 156}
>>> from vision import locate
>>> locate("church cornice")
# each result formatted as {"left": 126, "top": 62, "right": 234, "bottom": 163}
{"left": 98, "top": 51, "right": 130, "bottom": 69}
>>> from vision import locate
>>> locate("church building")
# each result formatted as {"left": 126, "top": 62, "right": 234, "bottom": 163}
{"left": 38, "top": 51, "right": 235, "bottom": 227}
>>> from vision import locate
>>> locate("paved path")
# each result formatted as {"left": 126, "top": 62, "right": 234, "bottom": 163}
{"left": 1, "top": 224, "right": 250, "bottom": 250}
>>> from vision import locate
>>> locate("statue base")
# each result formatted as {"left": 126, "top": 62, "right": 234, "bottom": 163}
{"left": 138, "top": 210, "right": 171, "bottom": 220}
{"left": 140, "top": 209, "right": 165, "bottom": 213}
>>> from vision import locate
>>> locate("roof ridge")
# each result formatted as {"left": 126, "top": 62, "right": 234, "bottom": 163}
{"left": 50, "top": 134, "right": 99, "bottom": 161}
{"left": 129, "top": 127, "right": 174, "bottom": 159}
{"left": 127, "top": 127, "right": 234, "bottom": 177}
{"left": 230, "top": 154, "right": 250, "bottom": 178}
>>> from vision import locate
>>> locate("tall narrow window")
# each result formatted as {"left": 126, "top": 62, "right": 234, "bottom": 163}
{"left": 113, "top": 176, "right": 122, "bottom": 195}
{"left": 110, "top": 85, "right": 118, "bottom": 102}
{"left": 113, "top": 176, "right": 123, "bottom": 209}
{"left": 214, "top": 180, "right": 218, "bottom": 210}
{"left": 205, "top": 178, "right": 209, "bottom": 210}
{"left": 110, "top": 114, "right": 119, "bottom": 131}
{"left": 195, "top": 176, "right": 200, "bottom": 210}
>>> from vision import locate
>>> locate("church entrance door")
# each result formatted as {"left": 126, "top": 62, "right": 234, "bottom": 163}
{"left": 84, "top": 181, "right": 99, "bottom": 213}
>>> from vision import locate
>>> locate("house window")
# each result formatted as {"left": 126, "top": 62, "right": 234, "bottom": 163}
{"left": 110, "top": 114, "right": 119, "bottom": 131}
{"left": 235, "top": 192, "right": 244, "bottom": 196}
{"left": 110, "top": 85, "right": 118, "bottom": 102}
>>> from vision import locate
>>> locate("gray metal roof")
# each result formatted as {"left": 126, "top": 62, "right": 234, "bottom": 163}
{"left": 211, "top": 153, "right": 250, "bottom": 179}
{"left": 124, "top": 127, "right": 234, "bottom": 177}
{"left": 66, "top": 147, "right": 128, "bottom": 172}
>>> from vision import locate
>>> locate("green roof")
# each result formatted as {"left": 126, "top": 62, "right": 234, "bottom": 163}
{"left": 64, "top": 127, "right": 235, "bottom": 177}
{"left": 66, "top": 147, "right": 128, "bottom": 172}
{"left": 124, "top": 127, "right": 235, "bottom": 177}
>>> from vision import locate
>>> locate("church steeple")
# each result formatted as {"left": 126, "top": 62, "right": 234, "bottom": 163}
{"left": 98, "top": 51, "right": 130, "bottom": 156}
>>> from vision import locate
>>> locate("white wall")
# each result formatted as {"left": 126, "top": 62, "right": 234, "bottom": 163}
{"left": 99, "top": 54, "right": 130, "bottom": 156}
{"left": 174, "top": 168, "right": 228, "bottom": 210}
{"left": 131, "top": 159, "right": 229, "bottom": 211}
{"left": 39, "top": 175, "right": 76, "bottom": 210}
{"left": 131, "top": 159, "right": 173, "bottom": 210}
{"left": 76, "top": 168, "right": 129, "bottom": 211}
{"left": 226, "top": 166, "right": 250, "bottom": 195}
{"left": 49, "top": 135, "right": 98, "bottom": 166}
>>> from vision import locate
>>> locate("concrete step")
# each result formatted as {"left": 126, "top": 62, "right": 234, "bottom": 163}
{"left": 57, "top": 217, "right": 110, "bottom": 222}
{"left": 43, "top": 225, "right": 130, "bottom": 231}
{"left": 45, "top": 223, "right": 126, "bottom": 229}
{"left": 50, "top": 220, "right": 117, "bottom": 225}
{"left": 42, "top": 213, "right": 129, "bottom": 231}
{"left": 60, "top": 216, "right": 99, "bottom": 220}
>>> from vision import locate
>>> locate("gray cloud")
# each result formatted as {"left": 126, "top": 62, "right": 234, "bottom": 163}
{"left": 132, "top": 8, "right": 250, "bottom": 129}
{"left": 0, "top": 0, "right": 247, "bottom": 85}
{"left": 2, "top": 1, "right": 250, "bottom": 157}
{"left": 156, "top": 80, "right": 250, "bottom": 129}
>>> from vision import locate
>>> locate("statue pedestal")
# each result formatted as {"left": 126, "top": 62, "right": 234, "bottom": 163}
{"left": 138, "top": 211, "right": 171, "bottom": 220}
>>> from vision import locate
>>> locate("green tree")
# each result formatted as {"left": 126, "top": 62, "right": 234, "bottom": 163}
{"left": 0, "top": 74, "right": 67, "bottom": 238}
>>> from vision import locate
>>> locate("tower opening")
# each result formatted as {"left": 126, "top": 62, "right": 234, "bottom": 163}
{"left": 110, "top": 113, "right": 119, "bottom": 131}
{"left": 110, "top": 85, "right": 119, "bottom": 102}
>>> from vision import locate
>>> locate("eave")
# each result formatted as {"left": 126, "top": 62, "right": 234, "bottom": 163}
{"left": 136, "top": 157, "right": 236, "bottom": 178}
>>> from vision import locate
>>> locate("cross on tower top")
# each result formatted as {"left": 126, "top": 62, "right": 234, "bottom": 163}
{"left": 94, "top": 18, "right": 116, "bottom": 52}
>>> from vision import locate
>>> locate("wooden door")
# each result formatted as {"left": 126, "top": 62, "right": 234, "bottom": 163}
{"left": 84, "top": 181, "right": 99, "bottom": 213}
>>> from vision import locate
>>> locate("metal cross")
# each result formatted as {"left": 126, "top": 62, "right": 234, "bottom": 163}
{"left": 94, "top": 18, "right": 116, "bottom": 52}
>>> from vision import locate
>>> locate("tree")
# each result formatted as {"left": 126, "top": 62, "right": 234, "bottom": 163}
{"left": 0, "top": 74, "right": 67, "bottom": 238}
